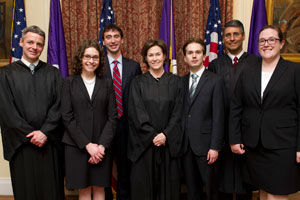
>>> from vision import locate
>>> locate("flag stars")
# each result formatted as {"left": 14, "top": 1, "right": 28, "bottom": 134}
{"left": 14, "top": 34, "right": 18, "bottom": 39}
{"left": 218, "top": 20, "right": 221, "bottom": 24}
{"left": 101, "top": 19, "right": 104, "bottom": 23}
{"left": 219, "top": 41, "right": 222, "bottom": 45}
{"left": 19, "top": 8, "right": 23, "bottom": 12}
{"left": 108, "top": 16, "right": 111, "bottom": 20}
{"left": 108, "top": 6, "right": 111, "bottom": 10}
{"left": 206, "top": 30, "right": 210, "bottom": 34}
{"left": 16, "top": 21, "right": 21, "bottom": 25}
{"left": 12, "top": 48, "right": 15, "bottom": 52}
{"left": 214, "top": 24, "right": 218, "bottom": 28}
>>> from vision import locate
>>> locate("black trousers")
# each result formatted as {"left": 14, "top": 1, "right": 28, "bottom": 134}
{"left": 182, "top": 147, "right": 219, "bottom": 200}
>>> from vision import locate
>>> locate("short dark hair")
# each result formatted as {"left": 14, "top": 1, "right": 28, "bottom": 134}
{"left": 182, "top": 38, "right": 206, "bottom": 56}
{"left": 73, "top": 40, "right": 106, "bottom": 77}
{"left": 141, "top": 40, "right": 168, "bottom": 68}
{"left": 22, "top": 25, "right": 46, "bottom": 41}
{"left": 259, "top": 25, "right": 283, "bottom": 42}
{"left": 101, "top": 24, "right": 124, "bottom": 40}
{"left": 224, "top": 20, "right": 245, "bottom": 34}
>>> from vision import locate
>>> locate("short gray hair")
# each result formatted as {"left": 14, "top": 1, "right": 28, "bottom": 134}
{"left": 22, "top": 25, "right": 45, "bottom": 40}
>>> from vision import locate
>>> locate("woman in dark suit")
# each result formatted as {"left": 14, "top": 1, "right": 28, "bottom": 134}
{"left": 229, "top": 25, "right": 300, "bottom": 200}
{"left": 61, "top": 40, "right": 117, "bottom": 200}
{"left": 128, "top": 40, "right": 184, "bottom": 200}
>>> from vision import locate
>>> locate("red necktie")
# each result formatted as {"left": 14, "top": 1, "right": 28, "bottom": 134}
{"left": 233, "top": 56, "right": 238, "bottom": 66}
{"left": 112, "top": 60, "right": 123, "bottom": 118}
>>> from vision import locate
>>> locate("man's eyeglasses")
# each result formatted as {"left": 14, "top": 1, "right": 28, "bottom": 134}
{"left": 224, "top": 32, "right": 242, "bottom": 39}
{"left": 258, "top": 37, "right": 280, "bottom": 46}
{"left": 83, "top": 55, "right": 100, "bottom": 61}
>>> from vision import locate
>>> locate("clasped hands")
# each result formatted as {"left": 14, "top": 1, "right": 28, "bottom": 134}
{"left": 153, "top": 132, "right": 166, "bottom": 147}
{"left": 26, "top": 130, "right": 47, "bottom": 147}
{"left": 86, "top": 143, "right": 105, "bottom": 165}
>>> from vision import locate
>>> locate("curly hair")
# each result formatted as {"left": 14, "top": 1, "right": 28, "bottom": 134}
{"left": 73, "top": 40, "right": 106, "bottom": 77}
{"left": 141, "top": 39, "right": 168, "bottom": 68}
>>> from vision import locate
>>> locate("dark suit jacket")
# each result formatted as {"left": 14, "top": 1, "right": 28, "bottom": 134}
{"left": 182, "top": 70, "right": 225, "bottom": 156}
{"left": 61, "top": 75, "right": 117, "bottom": 149}
{"left": 229, "top": 58, "right": 300, "bottom": 150}
{"left": 104, "top": 56, "right": 142, "bottom": 156}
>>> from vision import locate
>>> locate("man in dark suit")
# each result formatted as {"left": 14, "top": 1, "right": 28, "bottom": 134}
{"left": 208, "top": 20, "right": 259, "bottom": 200}
{"left": 182, "top": 38, "right": 225, "bottom": 200}
{"left": 102, "top": 24, "right": 142, "bottom": 200}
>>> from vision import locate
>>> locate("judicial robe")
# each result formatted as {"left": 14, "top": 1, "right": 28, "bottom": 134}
{"left": 128, "top": 72, "right": 184, "bottom": 200}
{"left": 208, "top": 53, "right": 259, "bottom": 194}
{"left": 0, "top": 60, "right": 64, "bottom": 200}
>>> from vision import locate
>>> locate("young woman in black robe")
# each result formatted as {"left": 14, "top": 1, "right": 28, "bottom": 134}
{"left": 128, "top": 40, "right": 184, "bottom": 200}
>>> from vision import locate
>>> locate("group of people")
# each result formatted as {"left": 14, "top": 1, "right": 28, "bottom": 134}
{"left": 0, "top": 19, "right": 300, "bottom": 200}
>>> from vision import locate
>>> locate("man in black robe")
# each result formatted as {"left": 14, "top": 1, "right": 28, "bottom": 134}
{"left": 0, "top": 25, "right": 64, "bottom": 200}
{"left": 208, "top": 20, "right": 259, "bottom": 200}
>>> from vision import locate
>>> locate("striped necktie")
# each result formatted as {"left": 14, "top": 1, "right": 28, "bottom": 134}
{"left": 112, "top": 60, "right": 123, "bottom": 118}
{"left": 189, "top": 73, "right": 198, "bottom": 99}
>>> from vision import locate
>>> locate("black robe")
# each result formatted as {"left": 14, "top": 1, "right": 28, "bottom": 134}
{"left": 208, "top": 53, "right": 259, "bottom": 194}
{"left": 128, "top": 72, "right": 184, "bottom": 200}
{"left": 0, "top": 60, "right": 64, "bottom": 200}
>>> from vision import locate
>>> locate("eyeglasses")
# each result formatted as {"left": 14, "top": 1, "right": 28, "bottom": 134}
{"left": 258, "top": 37, "right": 280, "bottom": 46}
{"left": 224, "top": 32, "right": 242, "bottom": 39}
{"left": 83, "top": 55, "right": 100, "bottom": 61}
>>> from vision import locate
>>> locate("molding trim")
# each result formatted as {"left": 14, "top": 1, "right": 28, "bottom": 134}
{"left": 0, "top": 178, "right": 13, "bottom": 195}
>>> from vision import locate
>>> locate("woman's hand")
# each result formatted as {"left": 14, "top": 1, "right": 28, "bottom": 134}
{"left": 153, "top": 133, "right": 166, "bottom": 146}
{"left": 86, "top": 143, "right": 103, "bottom": 164}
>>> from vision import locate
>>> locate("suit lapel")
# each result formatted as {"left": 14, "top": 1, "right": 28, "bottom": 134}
{"left": 75, "top": 75, "right": 92, "bottom": 102}
{"left": 91, "top": 76, "right": 101, "bottom": 102}
{"left": 105, "top": 57, "right": 112, "bottom": 79}
{"left": 190, "top": 70, "right": 208, "bottom": 105}
{"left": 122, "top": 57, "right": 129, "bottom": 91}
{"left": 263, "top": 58, "right": 287, "bottom": 101}
{"left": 252, "top": 59, "right": 262, "bottom": 101}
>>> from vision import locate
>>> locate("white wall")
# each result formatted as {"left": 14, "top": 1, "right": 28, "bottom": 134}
{"left": 0, "top": 0, "right": 50, "bottom": 195}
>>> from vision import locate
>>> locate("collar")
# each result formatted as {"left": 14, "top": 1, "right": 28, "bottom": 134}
{"left": 190, "top": 66, "right": 205, "bottom": 79}
{"left": 21, "top": 57, "right": 39, "bottom": 67}
{"left": 227, "top": 50, "right": 244, "bottom": 62}
{"left": 107, "top": 54, "right": 122, "bottom": 65}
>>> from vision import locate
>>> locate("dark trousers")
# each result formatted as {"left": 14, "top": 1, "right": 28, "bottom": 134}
{"left": 182, "top": 147, "right": 219, "bottom": 200}
{"left": 220, "top": 192, "right": 253, "bottom": 200}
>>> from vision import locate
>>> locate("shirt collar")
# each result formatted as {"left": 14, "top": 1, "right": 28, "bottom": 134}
{"left": 190, "top": 66, "right": 205, "bottom": 78}
{"left": 227, "top": 50, "right": 244, "bottom": 62}
{"left": 21, "top": 57, "right": 39, "bottom": 67}
{"left": 107, "top": 54, "right": 122, "bottom": 65}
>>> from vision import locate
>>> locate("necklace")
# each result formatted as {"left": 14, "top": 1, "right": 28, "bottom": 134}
{"left": 82, "top": 76, "right": 96, "bottom": 85}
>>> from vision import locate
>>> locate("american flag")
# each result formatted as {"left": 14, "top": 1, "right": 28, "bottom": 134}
{"left": 98, "top": 0, "right": 114, "bottom": 47}
{"left": 203, "top": 0, "right": 223, "bottom": 68}
{"left": 10, "top": 0, "right": 26, "bottom": 63}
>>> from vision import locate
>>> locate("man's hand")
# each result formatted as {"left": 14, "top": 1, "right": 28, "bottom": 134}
{"left": 153, "top": 133, "right": 166, "bottom": 147}
{"left": 26, "top": 131, "right": 47, "bottom": 147}
{"left": 207, "top": 149, "right": 219, "bottom": 165}
{"left": 230, "top": 144, "right": 245, "bottom": 154}
{"left": 296, "top": 152, "right": 300, "bottom": 163}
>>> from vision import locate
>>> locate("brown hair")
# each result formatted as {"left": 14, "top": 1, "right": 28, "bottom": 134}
{"left": 259, "top": 25, "right": 284, "bottom": 42}
{"left": 73, "top": 40, "right": 106, "bottom": 77}
{"left": 182, "top": 38, "right": 206, "bottom": 56}
{"left": 141, "top": 39, "right": 168, "bottom": 68}
{"left": 101, "top": 24, "right": 124, "bottom": 40}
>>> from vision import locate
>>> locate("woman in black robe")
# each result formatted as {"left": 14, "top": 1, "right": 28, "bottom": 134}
{"left": 61, "top": 40, "right": 117, "bottom": 200}
{"left": 128, "top": 40, "right": 184, "bottom": 200}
